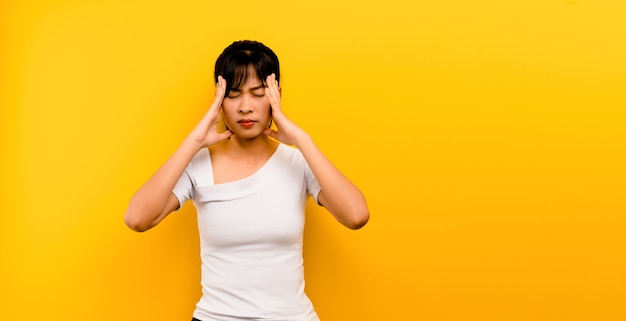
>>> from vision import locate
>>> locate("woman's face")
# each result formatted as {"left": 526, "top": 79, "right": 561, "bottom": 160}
{"left": 221, "top": 73, "right": 272, "bottom": 139}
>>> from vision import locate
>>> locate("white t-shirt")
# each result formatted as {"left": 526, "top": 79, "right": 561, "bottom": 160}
{"left": 173, "top": 143, "right": 321, "bottom": 321}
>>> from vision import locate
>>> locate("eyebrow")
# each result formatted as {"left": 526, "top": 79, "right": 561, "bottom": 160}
{"left": 231, "top": 85, "right": 264, "bottom": 92}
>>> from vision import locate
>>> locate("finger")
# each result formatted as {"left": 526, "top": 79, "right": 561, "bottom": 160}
{"left": 268, "top": 73, "right": 278, "bottom": 91}
{"left": 220, "top": 129, "right": 234, "bottom": 140}
{"left": 264, "top": 80, "right": 277, "bottom": 106}
{"left": 209, "top": 76, "right": 226, "bottom": 113}
{"left": 263, "top": 128, "right": 278, "bottom": 140}
{"left": 265, "top": 74, "right": 274, "bottom": 93}
{"left": 266, "top": 89, "right": 281, "bottom": 113}
{"left": 266, "top": 85, "right": 278, "bottom": 102}
{"left": 266, "top": 74, "right": 281, "bottom": 110}
{"left": 207, "top": 130, "right": 233, "bottom": 146}
{"left": 267, "top": 74, "right": 278, "bottom": 90}
{"left": 270, "top": 74, "right": 281, "bottom": 101}
{"left": 217, "top": 76, "right": 227, "bottom": 98}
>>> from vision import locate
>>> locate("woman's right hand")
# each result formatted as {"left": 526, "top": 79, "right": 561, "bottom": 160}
{"left": 188, "top": 75, "right": 233, "bottom": 148}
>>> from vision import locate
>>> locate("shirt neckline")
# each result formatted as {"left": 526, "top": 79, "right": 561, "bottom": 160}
{"left": 207, "top": 143, "right": 284, "bottom": 187}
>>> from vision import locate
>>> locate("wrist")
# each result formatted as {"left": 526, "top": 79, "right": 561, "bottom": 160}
{"left": 294, "top": 132, "right": 313, "bottom": 149}
{"left": 181, "top": 136, "right": 205, "bottom": 153}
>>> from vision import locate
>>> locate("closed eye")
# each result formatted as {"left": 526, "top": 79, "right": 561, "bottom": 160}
{"left": 251, "top": 87, "right": 265, "bottom": 97}
{"left": 227, "top": 90, "right": 241, "bottom": 98}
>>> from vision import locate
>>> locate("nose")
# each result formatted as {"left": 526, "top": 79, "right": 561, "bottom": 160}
{"left": 239, "top": 95, "right": 252, "bottom": 114}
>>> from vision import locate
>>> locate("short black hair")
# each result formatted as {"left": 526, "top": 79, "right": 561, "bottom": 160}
{"left": 214, "top": 40, "right": 280, "bottom": 97}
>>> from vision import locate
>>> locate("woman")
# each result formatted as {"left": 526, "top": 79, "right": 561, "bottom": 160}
{"left": 124, "top": 40, "right": 369, "bottom": 321}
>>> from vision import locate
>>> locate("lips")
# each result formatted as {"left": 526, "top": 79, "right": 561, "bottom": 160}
{"left": 238, "top": 119, "right": 256, "bottom": 127}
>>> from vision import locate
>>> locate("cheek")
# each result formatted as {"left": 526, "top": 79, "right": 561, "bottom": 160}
{"left": 220, "top": 103, "right": 236, "bottom": 119}
{"left": 256, "top": 97, "right": 271, "bottom": 113}
{"left": 220, "top": 102, "right": 237, "bottom": 126}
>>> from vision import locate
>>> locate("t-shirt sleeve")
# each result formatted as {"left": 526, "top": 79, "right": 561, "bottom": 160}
{"left": 172, "top": 168, "right": 193, "bottom": 211}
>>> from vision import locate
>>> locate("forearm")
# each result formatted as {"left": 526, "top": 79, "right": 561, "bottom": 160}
{"left": 124, "top": 138, "right": 202, "bottom": 231}
{"left": 295, "top": 135, "right": 369, "bottom": 229}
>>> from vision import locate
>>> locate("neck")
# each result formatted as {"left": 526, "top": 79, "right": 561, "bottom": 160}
{"left": 224, "top": 135, "right": 277, "bottom": 159}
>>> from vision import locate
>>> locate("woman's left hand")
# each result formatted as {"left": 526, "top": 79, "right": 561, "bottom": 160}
{"left": 263, "top": 73, "right": 309, "bottom": 146}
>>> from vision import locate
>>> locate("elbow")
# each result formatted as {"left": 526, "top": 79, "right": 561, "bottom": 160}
{"left": 344, "top": 207, "right": 370, "bottom": 230}
{"left": 348, "top": 212, "right": 369, "bottom": 230}
{"left": 124, "top": 210, "right": 153, "bottom": 233}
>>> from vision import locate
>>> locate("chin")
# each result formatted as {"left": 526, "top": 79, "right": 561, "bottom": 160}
{"left": 235, "top": 130, "right": 265, "bottom": 140}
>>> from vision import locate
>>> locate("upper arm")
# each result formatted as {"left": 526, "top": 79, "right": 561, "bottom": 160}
{"left": 163, "top": 191, "right": 182, "bottom": 215}
{"left": 165, "top": 192, "right": 182, "bottom": 214}
{"left": 316, "top": 190, "right": 344, "bottom": 224}
{"left": 317, "top": 190, "right": 327, "bottom": 208}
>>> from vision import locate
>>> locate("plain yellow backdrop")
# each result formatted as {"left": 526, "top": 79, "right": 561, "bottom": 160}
{"left": 2, "top": 0, "right": 625, "bottom": 320}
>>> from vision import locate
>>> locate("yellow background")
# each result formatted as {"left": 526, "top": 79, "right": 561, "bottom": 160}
{"left": 2, "top": 0, "right": 625, "bottom": 320}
